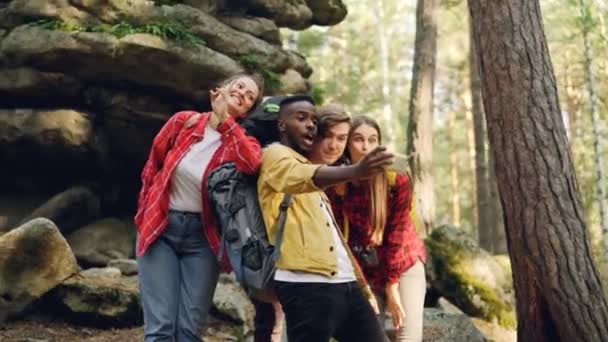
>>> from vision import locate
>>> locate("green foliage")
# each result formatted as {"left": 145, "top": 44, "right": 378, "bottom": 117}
{"left": 30, "top": 19, "right": 205, "bottom": 45}
{"left": 310, "top": 84, "right": 325, "bottom": 105}
{"left": 238, "top": 54, "right": 282, "bottom": 92}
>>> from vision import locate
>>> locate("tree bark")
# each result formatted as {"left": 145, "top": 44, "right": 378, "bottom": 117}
{"left": 449, "top": 109, "right": 461, "bottom": 226}
{"left": 469, "top": 20, "right": 493, "bottom": 251}
{"left": 407, "top": 0, "right": 438, "bottom": 235}
{"left": 468, "top": 0, "right": 608, "bottom": 340}
{"left": 373, "top": 0, "right": 396, "bottom": 150}
{"left": 579, "top": 0, "right": 608, "bottom": 265}
{"left": 488, "top": 151, "right": 507, "bottom": 254}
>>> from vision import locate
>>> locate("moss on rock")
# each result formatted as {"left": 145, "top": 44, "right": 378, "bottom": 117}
{"left": 426, "top": 225, "right": 516, "bottom": 328}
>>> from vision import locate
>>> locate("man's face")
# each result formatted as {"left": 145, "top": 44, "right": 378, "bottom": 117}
{"left": 310, "top": 122, "right": 350, "bottom": 164}
{"left": 278, "top": 101, "right": 317, "bottom": 156}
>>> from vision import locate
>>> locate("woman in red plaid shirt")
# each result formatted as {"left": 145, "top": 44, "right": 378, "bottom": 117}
{"left": 326, "top": 115, "right": 427, "bottom": 342}
{"left": 135, "top": 73, "right": 264, "bottom": 342}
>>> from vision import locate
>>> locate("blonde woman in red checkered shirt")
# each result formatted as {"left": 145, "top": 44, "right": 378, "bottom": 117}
{"left": 135, "top": 74, "right": 264, "bottom": 342}
{"left": 326, "top": 115, "right": 427, "bottom": 342}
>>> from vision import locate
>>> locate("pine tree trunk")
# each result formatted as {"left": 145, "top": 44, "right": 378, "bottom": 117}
{"left": 579, "top": 0, "right": 608, "bottom": 264}
{"left": 373, "top": 0, "right": 396, "bottom": 149}
{"left": 469, "top": 0, "right": 608, "bottom": 340}
{"left": 488, "top": 151, "right": 507, "bottom": 254}
{"left": 469, "top": 20, "right": 493, "bottom": 251}
{"left": 406, "top": 0, "right": 438, "bottom": 235}
{"left": 563, "top": 54, "right": 581, "bottom": 152}
{"left": 449, "top": 109, "right": 461, "bottom": 226}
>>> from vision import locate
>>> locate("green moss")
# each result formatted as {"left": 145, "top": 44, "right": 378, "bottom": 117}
{"left": 30, "top": 19, "right": 205, "bottom": 46}
{"left": 238, "top": 54, "right": 282, "bottom": 92}
{"left": 427, "top": 226, "right": 516, "bottom": 328}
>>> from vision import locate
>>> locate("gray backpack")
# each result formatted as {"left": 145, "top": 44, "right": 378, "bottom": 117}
{"left": 207, "top": 162, "right": 291, "bottom": 301}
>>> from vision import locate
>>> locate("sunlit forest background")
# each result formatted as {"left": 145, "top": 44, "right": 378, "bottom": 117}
{"left": 283, "top": 0, "right": 608, "bottom": 264}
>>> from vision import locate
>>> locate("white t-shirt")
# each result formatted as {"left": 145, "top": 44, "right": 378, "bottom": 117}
{"left": 169, "top": 125, "right": 221, "bottom": 212}
{"left": 274, "top": 195, "right": 356, "bottom": 283}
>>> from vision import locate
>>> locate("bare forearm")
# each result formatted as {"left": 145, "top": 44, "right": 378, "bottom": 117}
{"left": 312, "top": 164, "right": 362, "bottom": 189}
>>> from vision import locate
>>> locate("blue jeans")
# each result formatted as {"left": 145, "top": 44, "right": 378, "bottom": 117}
{"left": 137, "top": 210, "right": 220, "bottom": 342}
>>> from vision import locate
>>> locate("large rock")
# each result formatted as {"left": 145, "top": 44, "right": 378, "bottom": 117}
{"left": 307, "top": 0, "right": 348, "bottom": 26}
{"left": 67, "top": 218, "right": 136, "bottom": 267}
{"left": 0, "top": 194, "right": 46, "bottom": 233}
{"left": 219, "top": 15, "right": 281, "bottom": 45}
{"left": 211, "top": 273, "right": 255, "bottom": 335}
{"left": 1, "top": 25, "right": 242, "bottom": 101}
{"left": 0, "top": 68, "right": 83, "bottom": 106}
{"left": 21, "top": 186, "right": 101, "bottom": 235}
{"left": 2, "top": 0, "right": 306, "bottom": 75}
{"left": 0, "top": 218, "right": 79, "bottom": 322}
{"left": 0, "top": 108, "right": 93, "bottom": 148}
{"left": 41, "top": 268, "right": 142, "bottom": 327}
{"left": 249, "top": 0, "right": 313, "bottom": 30}
{"left": 426, "top": 225, "right": 516, "bottom": 328}
{"left": 421, "top": 308, "right": 486, "bottom": 342}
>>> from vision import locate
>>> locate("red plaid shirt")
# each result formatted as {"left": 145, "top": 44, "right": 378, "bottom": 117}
{"left": 134, "top": 111, "right": 262, "bottom": 270}
{"left": 326, "top": 173, "right": 426, "bottom": 290}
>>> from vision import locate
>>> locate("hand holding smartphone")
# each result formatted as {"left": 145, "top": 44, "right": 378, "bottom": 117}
{"left": 387, "top": 152, "right": 411, "bottom": 172}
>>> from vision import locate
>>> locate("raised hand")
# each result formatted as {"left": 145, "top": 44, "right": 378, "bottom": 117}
{"left": 210, "top": 87, "right": 231, "bottom": 122}
{"left": 354, "top": 146, "right": 394, "bottom": 177}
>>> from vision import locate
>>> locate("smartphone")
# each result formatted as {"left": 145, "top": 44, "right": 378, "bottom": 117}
{"left": 388, "top": 152, "right": 411, "bottom": 172}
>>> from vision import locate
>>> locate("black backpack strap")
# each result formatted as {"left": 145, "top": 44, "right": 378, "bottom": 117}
{"left": 271, "top": 194, "right": 293, "bottom": 261}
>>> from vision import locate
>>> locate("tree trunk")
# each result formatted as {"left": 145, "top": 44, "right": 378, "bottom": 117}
{"left": 563, "top": 52, "right": 582, "bottom": 152}
{"left": 373, "top": 0, "right": 396, "bottom": 150}
{"left": 406, "top": 0, "right": 438, "bottom": 236}
{"left": 468, "top": 1, "right": 608, "bottom": 340}
{"left": 579, "top": 0, "right": 608, "bottom": 264}
{"left": 469, "top": 20, "right": 493, "bottom": 250}
{"left": 449, "top": 109, "right": 461, "bottom": 226}
{"left": 488, "top": 151, "right": 507, "bottom": 254}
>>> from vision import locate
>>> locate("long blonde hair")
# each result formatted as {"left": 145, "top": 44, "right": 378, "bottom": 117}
{"left": 349, "top": 116, "right": 388, "bottom": 246}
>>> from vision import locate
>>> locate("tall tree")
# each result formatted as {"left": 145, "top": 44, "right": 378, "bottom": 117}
{"left": 579, "top": 0, "right": 608, "bottom": 264}
{"left": 469, "top": 0, "right": 608, "bottom": 340}
{"left": 373, "top": 0, "right": 397, "bottom": 149}
{"left": 407, "top": 0, "right": 438, "bottom": 235}
{"left": 468, "top": 19, "right": 493, "bottom": 251}
{"left": 449, "top": 108, "right": 461, "bottom": 225}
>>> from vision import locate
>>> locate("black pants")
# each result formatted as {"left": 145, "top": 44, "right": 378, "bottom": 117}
{"left": 252, "top": 298, "right": 283, "bottom": 342}
{"left": 275, "top": 281, "right": 389, "bottom": 342}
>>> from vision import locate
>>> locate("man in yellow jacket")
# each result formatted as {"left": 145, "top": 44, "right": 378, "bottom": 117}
{"left": 257, "top": 95, "right": 393, "bottom": 342}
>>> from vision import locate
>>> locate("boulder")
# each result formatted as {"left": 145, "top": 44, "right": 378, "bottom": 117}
{"left": 0, "top": 218, "right": 79, "bottom": 322}
{"left": 21, "top": 187, "right": 101, "bottom": 235}
{"left": 0, "top": 108, "right": 93, "bottom": 148}
{"left": 182, "top": 0, "right": 222, "bottom": 14}
{"left": 1, "top": 26, "right": 243, "bottom": 101}
{"left": 107, "top": 259, "right": 138, "bottom": 276}
{"left": 67, "top": 218, "right": 136, "bottom": 267}
{"left": 421, "top": 308, "right": 486, "bottom": 342}
{"left": 0, "top": 68, "right": 83, "bottom": 106}
{"left": 219, "top": 15, "right": 281, "bottom": 45}
{"left": 425, "top": 225, "right": 516, "bottom": 328}
{"left": 277, "top": 68, "right": 310, "bottom": 94}
{"left": 248, "top": 0, "right": 313, "bottom": 30}
{"left": 211, "top": 273, "right": 255, "bottom": 335}
{"left": 41, "top": 269, "right": 141, "bottom": 327}
{"left": 0, "top": 194, "right": 46, "bottom": 233}
{"left": 307, "top": 0, "right": 348, "bottom": 26}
